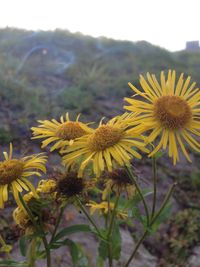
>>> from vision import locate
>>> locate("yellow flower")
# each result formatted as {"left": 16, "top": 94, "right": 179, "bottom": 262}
{"left": 23, "top": 191, "right": 35, "bottom": 202}
{"left": 62, "top": 113, "right": 149, "bottom": 177}
{"left": 87, "top": 201, "right": 128, "bottom": 219}
{"left": 31, "top": 113, "right": 94, "bottom": 151}
{"left": 13, "top": 191, "right": 53, "bottom": 234}
{"left": 13, "top": 206, "right": 30, "bottom": 229}
{"left": 0, "top": 143, "right": 47, "bottom": 208}
{"left": 37, "top": 179, "right": 57, "bottom": 194}
{"left": 124, "top": 70, "right": 200, "bottom": 164}
{"left": 13, "top": 192, "right": 36, "bottom": 232}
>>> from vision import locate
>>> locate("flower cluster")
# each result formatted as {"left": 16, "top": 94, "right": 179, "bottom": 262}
{"left": 1, "top": 70, "right": 199, "bottom": 213}
{"left": 0, "top": 70, "right": 199, "bottom": 267}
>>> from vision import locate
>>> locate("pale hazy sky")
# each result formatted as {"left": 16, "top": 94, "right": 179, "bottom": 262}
{"left": 0, "top": 0, "right": 199, "bottom": 51}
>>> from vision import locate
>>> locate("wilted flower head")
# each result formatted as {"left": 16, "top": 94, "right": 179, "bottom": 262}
{"left": 102, "top": 168, "right": 135, "bottom": 199}
{"left": 56, "top": 171, "right": 86, "bottom": 199}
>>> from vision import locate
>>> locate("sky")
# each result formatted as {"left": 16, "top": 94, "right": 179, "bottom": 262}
{"left": 0, "top": 0, "right": 199, "bottom": 52}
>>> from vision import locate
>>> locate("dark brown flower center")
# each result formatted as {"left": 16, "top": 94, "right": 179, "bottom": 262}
{"left": 154, "top": 96, "right": 192, "bottom": 129}
{"left": 0, "top": 159, "right": 24, "bottom": 185}
{"left": 57, "top": 172, "right": 85, "bottom": 197}
{"left": 108, "top": 168, "right": 133, "bottom": 186}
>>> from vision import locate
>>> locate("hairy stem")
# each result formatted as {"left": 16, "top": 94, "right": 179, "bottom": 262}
{"left": 19, "top": 193, "right": 51, "bottom": 267}
{"left": 107, "top": 195, "right": 120, "bottom": 267}
{"left": 76, "top": 196, "right": 102, "bottom": 238}
{"left": 125, "top": 165, "right": 150, "bottom": 226}
{"left": 151, "top": 156, "right": 157, "bottom": 218}
{"left": 28, "top": 238, "right": 36, "bottom": 267}
{"left": 123, "top": 183, "right": 176, "bottom": 267}
{"left": 49, "top": 205, "right": 65, "bottom": 244}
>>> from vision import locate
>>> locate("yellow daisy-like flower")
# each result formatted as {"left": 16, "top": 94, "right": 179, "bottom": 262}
{"left": 0, "top": 143, "right": 47, "bottom": 208}
{"left": 62, "top": 113, "right": 149, "bottom": 177}
{"left": 124, "top": 70, "right": 200, "bottom": 164}
{"left": 31, "top": 113, "right": 94, "bottom": 151}
{"left": 87, "top": 201, "right": 128, "bottom": 219}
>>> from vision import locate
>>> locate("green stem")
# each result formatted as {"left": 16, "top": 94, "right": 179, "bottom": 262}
{"left": 151, "top": 156, "right": 157, "bottom": 219}
{"left": 123, "top": 183, "right": 176, "bottom": 267}
{"left": 107, "top": 195, "right": 120, "bottom": 267}
{"left": 76, "top": 196, "right": 102, "bottom": 238}
{"left": 28, "top": 238, "right": 36, "bottom": 267}
{"left": 0, "top": 233, "right": 11, "bottom": 259}
{"left": 18, "top": 193, "right": 51, "bottom": 267}
{"left": 49, "top": 205, "right": 65, "bottom": 244}
{"left": 107, "top": 195, "right": 120, "bottom": 239}
{"left": 123, "top": 230, "right": 148, "bottom": 267}
{"left": 125, "top": 165, "right": 150, "bottom": 226}
{"left": 151, "top": 183, "right": 177, "bottom": 224}
{"left": 42, "top": 235, "right": 51, "bottom": 267}
{"left": 105, "top": 193, "right": 111, "bottom": 228}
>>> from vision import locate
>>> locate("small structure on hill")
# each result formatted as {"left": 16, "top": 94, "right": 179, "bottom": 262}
{"left": 186, "top": 41, "right": 200, "bottom": 52}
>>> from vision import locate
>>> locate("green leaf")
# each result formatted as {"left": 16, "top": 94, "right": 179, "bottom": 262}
{"left": 98, "top": 223, "right": 122, "bottom": 261}
{"left": 54, "top": 224, "right": 91, "bottom": 242}
{"left": 98, "top": 229, "right": 110, "bottom": 260}
{"left": 35, "top": 250, "right": 46, "bottom": 259}
{"left": 150, "top": 202, "right": 172, "bottom": 233}
{"left": 74, "top": 243, "right": 89, "bottom": 267}
{"left": 19, "top": 235, "right": 33, "bottom": 256}
{"left": 98, "top": 239, "right": 108, "bottom": 260}
{"left": 131, "top": 206, "right": 144, "bottom": 223}
{"left": 111, "top": 223, "right": 121, "bottom": 260}
{"left": 96, "top": 257, "right": 104, "bottom": 267}
{"left": 122, "top": 190, "right": 153, "bottom": 210}
{"left": 154, "top": 151, "right": 164, "bottom": 159}
{"left": 63, "top": 239, "right": 79, "bottom": 266}
{"left": 49, "top": 238, "right": 88, "bottom": 267}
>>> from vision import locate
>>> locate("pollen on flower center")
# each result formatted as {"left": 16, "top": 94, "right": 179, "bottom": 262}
{"left": 56, "top": 122, "right": 86, "bottom": 140}
{"left": 154, "top": 95, "right": 192, "bottom": 129}
{"left": 87, "top": 125, "right": 123, "bottom": 151}
{"left": 0, "top": 159, "right": 24, "bottom": 185}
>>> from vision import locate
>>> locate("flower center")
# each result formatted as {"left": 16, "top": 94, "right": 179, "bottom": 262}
{"left": 56, "top": 122, "right": 86, "bottom": 140}
{"left": 57, "top": 172, "right": 85, "bottom": 197}
{"left": 108, "top": 168, "right": 133, "bottom": 186}
{"left": 154, "top": 96, "right": 192, "bottom": 129}
{"left": 87, "top": 125, "right": 123, "bottom": 151}
{"left": 0, "top": 159, "right": 24, "bottom": 185}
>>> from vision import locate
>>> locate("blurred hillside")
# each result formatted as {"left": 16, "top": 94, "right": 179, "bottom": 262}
{"left": 0, "top": 27, "right": 200, "bottom": 143}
